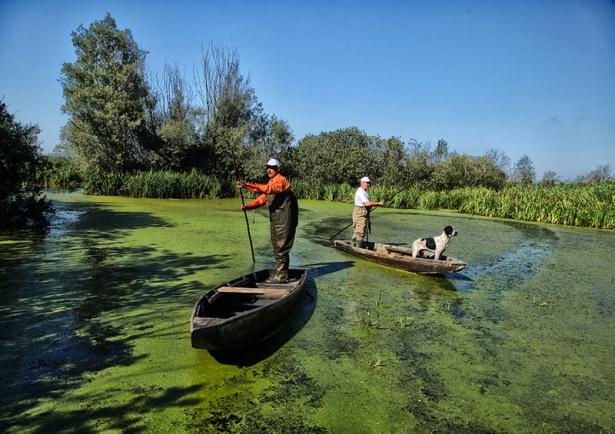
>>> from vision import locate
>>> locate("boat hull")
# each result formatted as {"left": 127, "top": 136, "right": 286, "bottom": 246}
{"left": 333, "top": 240, "right": 466, "bottom": 274}
{"left": 191, "top": 269, "right": 308, "bottom": 351}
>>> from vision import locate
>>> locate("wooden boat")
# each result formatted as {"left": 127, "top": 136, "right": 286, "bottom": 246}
{"left": 191, "top": 269, "right": 308, "bottom": 351}
{"left": 333, "top": 240, "right": 466, "bottom": 274}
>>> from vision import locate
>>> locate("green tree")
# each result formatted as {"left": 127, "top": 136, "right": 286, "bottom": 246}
{"left": 194, "top": 43, "right": 290, "bottom": 181}
{"left": 205, "top": 84, "right": 256, "bottom": 181}
{"left": 0, "top": 101, "right": 52, "bottom": 228}
{"left": 512, "top": 155, "right": 535, "bottom": 184}
{"left": 150, "top": 64, "right": 199, "bottom": 170}
{"left": 432, "top": 138, "right": 449, "bottom": 164}
{"left": 60, "top": 14, "right": 154, "bottom": 175}
{"left": 247, "top": 111, "right": 294, "bottom": 178}
{"left": 540, "top": 170, "right": 559, "bottom": 185}
{"left": 379, "top": 136, "right": 409, "bottom": 186}
{"left": 405, "top": 139, "right": 433, "bottom": 185}
{"left": 431, "top": 153, "right": 506, "bottom": 190}
{"left": 486, "top": 149, "right": 511, "bottom": 178}
{"left": 294, "top": 127, "right": 382, "bottom": 185}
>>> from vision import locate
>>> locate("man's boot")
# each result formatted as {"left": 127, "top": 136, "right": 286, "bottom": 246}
{"left": 266, "top": 263, "right": 289, "bottom": 284}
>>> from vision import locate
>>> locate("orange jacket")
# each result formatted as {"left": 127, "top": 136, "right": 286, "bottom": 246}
{"left": 243, "top": 173, "right": 292, "bottom": 209}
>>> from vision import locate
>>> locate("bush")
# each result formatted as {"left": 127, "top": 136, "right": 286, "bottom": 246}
{"left": 0, "top": 101, "right": 53, "bottom": 229}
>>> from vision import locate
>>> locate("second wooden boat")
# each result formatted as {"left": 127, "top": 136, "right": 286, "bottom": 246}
{"left": 333, "top": 240, "right": 466, "bottom": 274}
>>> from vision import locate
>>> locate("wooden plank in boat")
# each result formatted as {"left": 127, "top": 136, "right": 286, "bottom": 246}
{"left": 216, "top": 286, "right": 289, "bottom": 297}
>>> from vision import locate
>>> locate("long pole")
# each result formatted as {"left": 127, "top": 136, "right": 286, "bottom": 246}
{"left": 231, "top": 149, "right": 256, "bottom": 264}
{"left": 328, "top": 182, "right": 414, "bottom": 242}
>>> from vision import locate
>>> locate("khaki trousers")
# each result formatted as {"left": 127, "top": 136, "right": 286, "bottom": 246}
{"left": 352, "top": 206, "right": 368, "bottom": 241}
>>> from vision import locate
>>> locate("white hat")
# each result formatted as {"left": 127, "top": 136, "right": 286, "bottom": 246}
{"left": 360, "top": 176, "right": 371, "bottom": 183}
{"left": 266, "top": 158, "right": 281, "bottom": 167}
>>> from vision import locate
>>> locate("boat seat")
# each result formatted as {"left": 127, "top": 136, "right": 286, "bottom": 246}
{"left": 216, "top": 286, "right": 289, "bottom": 297}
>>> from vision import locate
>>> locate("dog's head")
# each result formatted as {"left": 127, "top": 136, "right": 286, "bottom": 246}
{"left": 444, "top": 225, "right": 458, "bottom": 237}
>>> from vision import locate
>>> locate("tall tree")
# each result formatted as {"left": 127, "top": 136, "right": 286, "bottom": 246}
{"left": 512, "top": 155, "right": 535, "bottom": 184}
{"left": 432, "top": 138, "right": 449, "bottom": 164}
{"left": 194, "top": 43, "right": 256, "bottom": 178}
{"left": 151, "top": 64, "right": 199, "bottom": 169}
{"left": 194, "top": 43, "right": 292, "bottom": 180}
{"left": 405, "top": 138, "right": 433, "bottom": 185}
{"left": 380, "top": 136, "right": 409, "bottom": 186}
{"left": 486, "top": 149, "right": 511, "bottom": 178}
{"left": 60, "top": 14, "right": 154, "bottom": 175}
{"left": 247, "top": 111, "right": 294, "bottom": 178}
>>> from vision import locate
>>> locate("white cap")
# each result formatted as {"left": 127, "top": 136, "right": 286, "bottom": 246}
{"left": 360, "top": 176, "right": 371, "bottom": 183}
{"left": 266, "top": 158, "right": 281, "bottom": 167}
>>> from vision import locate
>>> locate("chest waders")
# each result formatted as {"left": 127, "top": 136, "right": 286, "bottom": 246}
{"left": 268, "top": 189, "right": 298, "bottom": 282}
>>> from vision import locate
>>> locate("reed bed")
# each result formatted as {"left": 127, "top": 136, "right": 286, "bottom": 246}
{"left": 41, "top": 160, "right": 83, "bottom": 189}
{"left": 84, "top": 170, "right": 225, "bottom": 199}
{"left": 293, "top": 182, "right": 615, "bottom": 229}
{"left": 84, "top": 172, "right": 615, "bottom": 229}
{"left": 452, "top": 183, "right": 615, "bottom": 229}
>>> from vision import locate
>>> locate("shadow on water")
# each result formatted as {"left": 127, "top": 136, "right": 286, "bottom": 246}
{"left": 0, "top": 200, "right": 226, "bottom": 433}
{"left": 302, "top": 216, "right": 350, "bottom": 247}
{"left": 300, "top": 260, "right": 355, "bottom": 278}
{"left": 445, "top": 272, "right": 473, "bottom": 282}
{"left": 209, "top": 278, "right": 319, "bottom": 367}
{"left": 8, "top": 384, "right": 206, "bottom": 434}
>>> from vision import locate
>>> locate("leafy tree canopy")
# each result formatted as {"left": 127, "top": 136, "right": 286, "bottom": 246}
{"left": 293, "top": 127, "right": 383, "bottom": 185}
{"left": 431, "top": 153, "right": 506, "bottom": 190}
{"left": 60, "top": 13, "right": 154, "bottom": 174}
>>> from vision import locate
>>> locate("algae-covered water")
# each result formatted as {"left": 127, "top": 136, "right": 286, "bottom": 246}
{"left": 1, "top": 192, "right": 614, "bottom": 433}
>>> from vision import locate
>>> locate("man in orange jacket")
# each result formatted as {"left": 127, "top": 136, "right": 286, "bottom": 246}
{"left": 237, "top": 158, "right": 299, "bottom": 283}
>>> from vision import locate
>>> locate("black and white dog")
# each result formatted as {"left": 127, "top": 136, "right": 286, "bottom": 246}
{"left": 411, "top": 225, "right": 458, "bottom": 260}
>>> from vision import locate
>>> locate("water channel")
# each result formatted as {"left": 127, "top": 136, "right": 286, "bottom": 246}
{"left": 1, "top": 192, "right": 613, "bottom": 432}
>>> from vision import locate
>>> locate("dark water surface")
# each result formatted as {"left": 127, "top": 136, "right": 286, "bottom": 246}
{"left": 1, "top": 193, "right": 614, "bottom": 432}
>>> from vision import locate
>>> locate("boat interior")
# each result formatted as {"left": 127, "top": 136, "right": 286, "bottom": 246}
{"left": 196, "top": 270, "right": 304, "bottom": 319}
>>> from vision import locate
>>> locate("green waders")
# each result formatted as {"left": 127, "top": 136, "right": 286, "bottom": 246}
{"left": 268, "top": 189, "right": 299, "bottom": 282}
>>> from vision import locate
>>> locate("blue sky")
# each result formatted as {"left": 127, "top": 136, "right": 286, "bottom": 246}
{"left": 1, "top": 0, "right": 614, "bottom": 179}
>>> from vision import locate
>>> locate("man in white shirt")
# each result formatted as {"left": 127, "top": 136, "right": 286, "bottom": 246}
{"left": 352, "top": 176, "right": 384, "bottom": 247}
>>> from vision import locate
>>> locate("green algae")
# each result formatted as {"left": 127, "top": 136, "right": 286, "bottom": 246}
{"left": 1, "top": 193, "right": 614, "bottom": 432}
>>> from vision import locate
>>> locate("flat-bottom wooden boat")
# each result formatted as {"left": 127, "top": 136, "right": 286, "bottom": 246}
{"left": 191, "top": 269, "right": 308, "bottom": 351}
{"left": 333, "top": 240, "right": 466, "bottom": 274}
